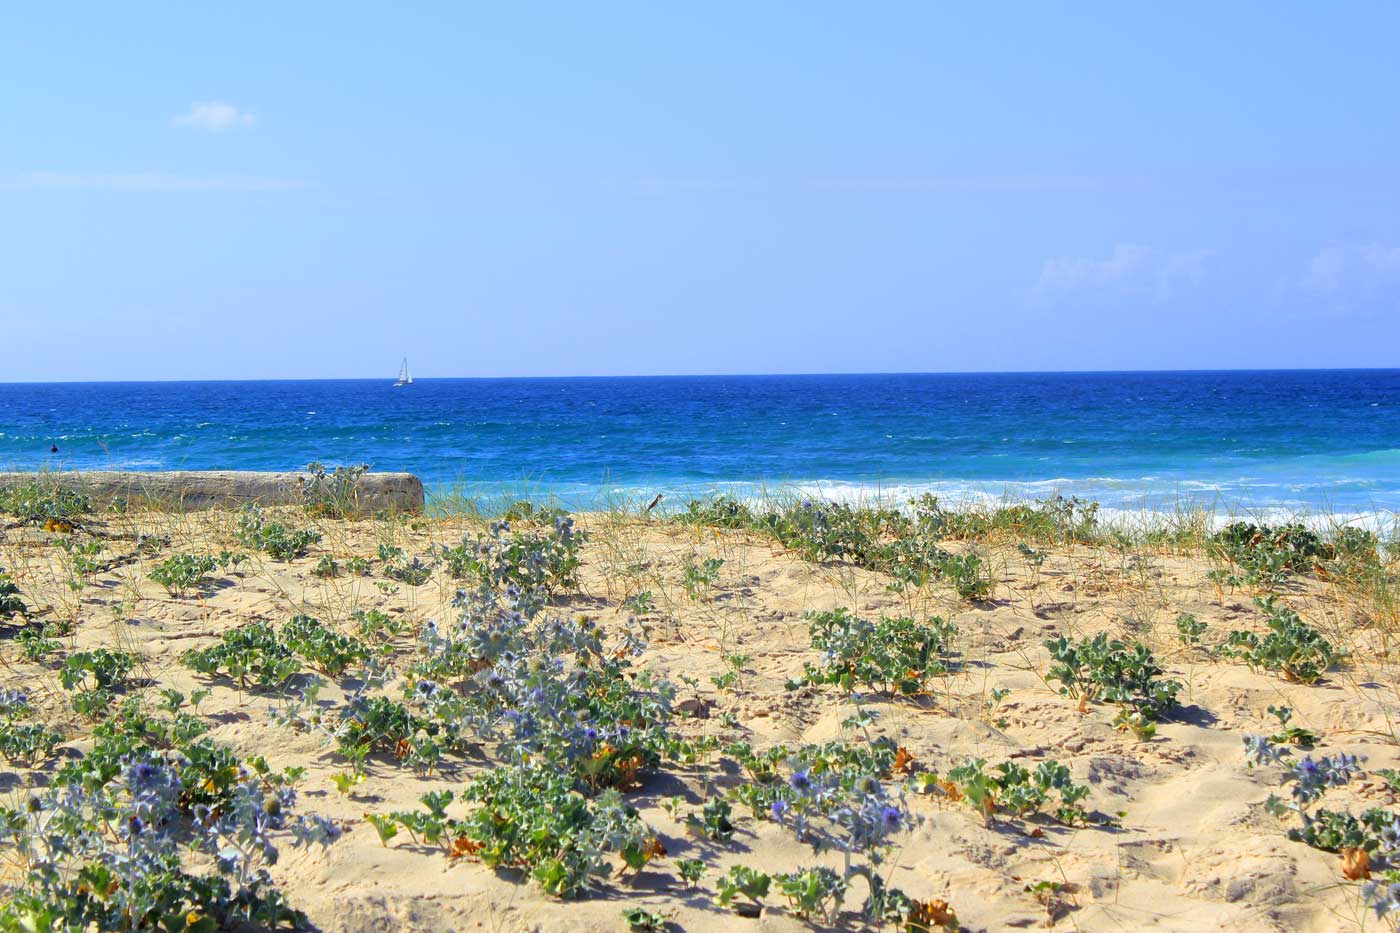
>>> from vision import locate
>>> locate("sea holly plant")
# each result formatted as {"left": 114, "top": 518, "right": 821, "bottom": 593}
{"left": 311, "top": 554, "right": 341, "bottom": 579}
{"left": 301, "top": 461, "right": 370, "bottom": 518}
{"left": 0, "top": 689, "right": 63, "bottom": 764}
{"left": 715, "top": 864, "right": 772, "bottom": 916}
{"left": 378, "top": 543, "right": 435, "bottom": 586}
{"left": 438, "top": 513, "right": 586, "bottom": 608}
{"left": 788, "top": 608, "right": 958, "bottom": 695}
{"left": 1242, "top": 735, "right": 1400, "bottom": 924}
{"left": 680, "top": 556, "right": 724, "bottom": 599}
{"left": 0, "top": 699, "right": 340, "bottom": 933}
{"left": 1175, "top": 612, "right": 1207, "bottom": 646}
{"left": 406, "top": 583, "right": 673, "bottom": 791}
{"left": 728, "top": 742, "right": 916, "bottom": 919}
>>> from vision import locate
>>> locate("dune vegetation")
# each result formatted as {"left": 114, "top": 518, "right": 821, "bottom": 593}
{"left": 2, "top": 471, "right": 1399, "bottom": 932}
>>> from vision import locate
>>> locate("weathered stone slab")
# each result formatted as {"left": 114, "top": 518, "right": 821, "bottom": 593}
{"left": 0, "top": 470, "right": 424, "bottom": 513}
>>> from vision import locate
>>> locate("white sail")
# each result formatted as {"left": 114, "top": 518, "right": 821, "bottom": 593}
{"left": 394, "top": 358, "right": 410, "bottom": 387}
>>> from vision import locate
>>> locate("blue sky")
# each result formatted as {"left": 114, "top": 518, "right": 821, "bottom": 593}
{"left": 2, "top": 3, "right": 1398, "bottom": 380}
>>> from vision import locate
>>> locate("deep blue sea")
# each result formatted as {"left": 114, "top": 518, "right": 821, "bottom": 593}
{"left": 2, "top": 371, "right": 1398, "bottom": 517}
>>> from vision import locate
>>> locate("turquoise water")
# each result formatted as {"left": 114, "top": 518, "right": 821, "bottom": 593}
{"left": 2, "top": 371, "right": 1398, "bottom": 516}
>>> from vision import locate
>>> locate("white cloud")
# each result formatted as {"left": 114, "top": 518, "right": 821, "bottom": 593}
{"left": 1032, "top": 244, "right": 1210, "bottom": 304}
{"left": 171, "top": 101, "right": 255, "bottom": 132}
{"left": 1302, "top": 244, "right": 1400, "bottom": 298}
{"left": 11, "top": 172, "right": 302, "bottom": 192}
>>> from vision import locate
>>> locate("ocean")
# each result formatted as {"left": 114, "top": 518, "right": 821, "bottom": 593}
{"left": 2, "top": 370, "right": 1398, "bottom": 518}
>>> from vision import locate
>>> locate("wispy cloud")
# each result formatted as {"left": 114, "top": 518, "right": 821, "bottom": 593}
{"left": 171, "top": 101, "right": 255, "bottom": 132}
{"left": 1031, "top": 244, "right": 1211, "bottom": 304}
{"left": 1302, "top": 244, "right": 1400, "bottom": 299}
{"left": 9, "top": 172, "right": 304, "bottom": 192}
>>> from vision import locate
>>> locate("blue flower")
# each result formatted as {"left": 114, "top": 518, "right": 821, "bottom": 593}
{"left": 789, "top": 769, "right": 812, "bottom": 793}
{"left": 770, "top": 799, "right": 789, "bottom": 821}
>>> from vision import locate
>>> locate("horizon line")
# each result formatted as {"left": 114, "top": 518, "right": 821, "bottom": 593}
{"left": 1, "top": 366, "right": 1398, "bottom": 387}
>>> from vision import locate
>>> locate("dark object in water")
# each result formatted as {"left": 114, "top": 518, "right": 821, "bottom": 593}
{"left": 50, "top": 445, "right": 58, "bottom": 453}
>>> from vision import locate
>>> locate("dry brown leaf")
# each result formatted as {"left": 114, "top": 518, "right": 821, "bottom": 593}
{"left": 448, "top": 835, "right": 481, "bottom": 861}
{"left": 1342, "top": 846, "right": 1371, "bottom": 880}
{"left": 909, "top": 897, "right": 959, "bottom": 930}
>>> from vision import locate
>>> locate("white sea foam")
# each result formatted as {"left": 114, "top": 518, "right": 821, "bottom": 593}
{"left": 544, "top": 476, "right": 1400, "bottom": 535}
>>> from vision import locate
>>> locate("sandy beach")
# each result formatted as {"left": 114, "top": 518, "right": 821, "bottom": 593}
{"left": 2, "top": 482, "right": 1398, "bottom": 932}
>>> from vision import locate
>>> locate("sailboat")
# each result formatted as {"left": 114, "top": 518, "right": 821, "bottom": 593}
{"left": 393, "top": 358, "right": 413, "bottom": 387}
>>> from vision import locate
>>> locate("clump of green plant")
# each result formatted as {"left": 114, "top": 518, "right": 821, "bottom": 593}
{"left": 775, "top": 865, "right": 848, "bottom": 922}
{"left": 0, "top": 569, "right": 26, "bottom": 617}
{"left": 183, "top": 621, "right": 302, "bottom": 689}
{"left": 311, "top": 554, "right": 340, "bottom": 578}
{"left": 680, "top": 556, "right": 723, "bottom": 599}
{"left": 715, "top": 864, "right": 772, "bottom": 916}
{"left": 450, "top": 762, "right": 661, "bottom": 897}
{"left": 0, "top": 479, "right": 90, "bottom": 525}
{"left": 439, "top": 514, "right": 585, "bottom": 603}
{"left": 1210, "top": 521, "right": 1328, "bottom": 589}
{"left": 789, "top": 608, "right": 957, "bottom": 695}
{"left": 217, "top": 549, "right": 249, "bottom": 571}
{"left": 500, "top": 500, "right": 571, "bottom": 524}
{"left": 1175, "top": 612, "right": 1207, "bottom": 646}
{"left": 934, "top": 550, "right": 994, "bottom": 601}
{"left": 686, "top": 796, "right": 735, "bottom": 842}
{"left": 915, "top": 493, "right": 1100, "bottom": 545}
{"left": 941, "top": 758, "right": 1091, "bottom": 825}
{"left": 1265, "top": 705, "right": 1318, "bottom": 747}
{"left": 59, "top": 648, "right": 136, "bottom": 691}
{"left": 758, "top": 499, "right": 905, "bottom": 565}
{"left": 0, "top": 700, "right": 339, "bottom": 932}
{"left": 17, "top": 626, "right": 60, "bottom": 661}
{"left": 56, "top": 536, "right": 106, "bottom": 585}
{"left": 623, "top": 590, "right": 656, "bottom": 614}
{"left": 351, "top": 607, "right": 408, "bottom": 641}
{"left": 1242, "top": 736, "right": 1398, "bottom": 922}
{"left": 301, "top": 461, "right": 369, "bottom": 518}
{"left": 280, "top": 614, "right": 374, "bottom": 676}
{"left": 378, "top": 543, "right": 434, "bottom": 585}
{"left": 148, "top": 553, "right": 219, "bottom": 596}
{"left": 1045, "top": 633, "right": 1180, "bottom": 737}
{"left": 235, "top": 504, "right": 322, "bottom": 560}
{"left": 622, "top": 908, "right": 669, "bottom": 932}
{"left": 0, "top": 689, "right": 63, "bottom": 764}
{"left": 331, "top": 694, "right": 449, "bottom": 772}
{"left": 676, "top": 494, "right": 756, "bottom": 528}
{"left": 0, "top": 720, "right": 63, "bottom": 763}
{"left": 1221, "top": 597, "right": 1344, "bottom": 684}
